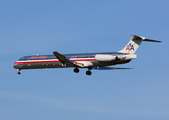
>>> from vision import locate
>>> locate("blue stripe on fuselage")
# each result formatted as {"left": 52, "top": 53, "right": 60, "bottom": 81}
{"left": 18, "top": 52, "right": 125, "bottom": 61}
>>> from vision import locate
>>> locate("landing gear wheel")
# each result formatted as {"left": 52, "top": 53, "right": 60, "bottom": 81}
{"left": 74, "top": 68, "right": 79, "bottom": 73}
{"left": 86, "top": 70, "right": 92, "bottom": 76}
{"left": 17, "top": 69, "right": 21, "bottom": 75}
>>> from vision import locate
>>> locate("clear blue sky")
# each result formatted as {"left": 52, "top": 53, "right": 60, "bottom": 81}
{"left": 0, "top": 0, "right": 169, "bottom": 120}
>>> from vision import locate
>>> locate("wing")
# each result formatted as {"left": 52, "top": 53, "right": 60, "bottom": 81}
{"left": 53, "top": 51, "right": 84, "bottom": 67}
{"left": 93, "top": 66, "right": 133, "bottom": 70}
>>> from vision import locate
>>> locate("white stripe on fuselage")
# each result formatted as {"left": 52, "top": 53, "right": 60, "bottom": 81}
{"left": 17, "top": 57, "right": 95, "bottom": 62}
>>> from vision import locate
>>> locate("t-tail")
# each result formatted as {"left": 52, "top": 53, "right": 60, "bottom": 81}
{"left": 119, "top": 35, "right": 161, "bottom": 54}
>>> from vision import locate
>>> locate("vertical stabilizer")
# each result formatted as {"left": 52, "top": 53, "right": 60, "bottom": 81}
{"left": 119, "top": 35, "right": 144, "bottom": 54}
{"left": 119, "top": 35, "right": 161, "bottom": 54}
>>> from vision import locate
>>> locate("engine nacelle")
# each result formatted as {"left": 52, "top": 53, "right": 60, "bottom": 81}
{"left": 95, "top": 54, "right": 117, "bottom": 62}
{"left": 117, "top": 54, "right": 137, "bottom": 60}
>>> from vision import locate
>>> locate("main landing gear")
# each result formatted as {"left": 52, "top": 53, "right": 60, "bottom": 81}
{"left": 17, "top": 69, "right": 21, "bottom": 75}
{"left": 73, "top": 68, "right": 92, "bottom": 76}
{"left": 86, "top": 67, "right": 92, "bottom": 76}
{"left": 74, "top": 67, "right": 79, "bottom": 73}
{"left": 86, "top": 70, "right": 92, "bottom": 75}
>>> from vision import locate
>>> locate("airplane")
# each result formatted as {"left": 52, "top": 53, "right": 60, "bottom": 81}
{"left": 13, "top": 35, "right": 161, "bottom": 75}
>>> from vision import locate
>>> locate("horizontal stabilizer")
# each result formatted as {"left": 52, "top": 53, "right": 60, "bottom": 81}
{"left": 93, "top": 66, "right": 133, "bottom": 70}
{"left": 131, "top": 35, "right": 161, "bottom": 42}
{"left": 143, "top": 39, "right": 161, "bottom": 43}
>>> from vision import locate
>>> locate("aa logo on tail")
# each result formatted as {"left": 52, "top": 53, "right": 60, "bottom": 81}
{"left": 126, "top": 43, "right": 134, "bottom": 51}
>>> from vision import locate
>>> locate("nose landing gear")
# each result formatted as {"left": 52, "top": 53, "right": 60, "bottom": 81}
{"left": 17, "top": 69, "right": 21, "bottom": 75}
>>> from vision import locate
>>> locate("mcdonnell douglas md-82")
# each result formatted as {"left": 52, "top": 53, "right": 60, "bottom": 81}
{"left": 13, "top": 35, "right": 161, "bottom": 75}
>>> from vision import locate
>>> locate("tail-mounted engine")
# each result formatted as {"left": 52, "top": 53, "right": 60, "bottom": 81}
{"left": 95, "top": 54, "right": 117, "bottom": 62}
{"left": 95, "top": 54, "right": 137, "bottom": 62}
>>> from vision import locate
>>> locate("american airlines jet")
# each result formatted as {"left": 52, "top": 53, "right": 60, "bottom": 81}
{"left": 13, "top": 35, "right": 161, "bottom": 75}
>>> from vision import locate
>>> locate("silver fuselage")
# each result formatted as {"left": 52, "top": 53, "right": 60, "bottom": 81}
{"left": 13, "top": 52, "right": 131, "bottom": 70}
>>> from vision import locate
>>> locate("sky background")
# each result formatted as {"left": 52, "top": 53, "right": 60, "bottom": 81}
{"left": 0, "top": 0, "right": 169, "bottom": 120}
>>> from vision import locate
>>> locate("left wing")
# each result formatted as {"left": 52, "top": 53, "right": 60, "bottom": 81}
{"left": 53, "top": 51, "right": 84, "bottom": 67}
{"left": 93, "top": 66, "right": 133, "bottom": 70}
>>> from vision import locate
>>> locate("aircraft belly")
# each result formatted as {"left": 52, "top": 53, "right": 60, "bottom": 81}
{"left": 14, "top": 62, "right": 70, "bottom": 69}
{"left": 96, "top": 60, "right": 131, "bottom": 66}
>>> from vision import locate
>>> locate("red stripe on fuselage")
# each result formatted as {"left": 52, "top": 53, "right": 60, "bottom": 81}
{"left": 14, "top": 58, "right": 96, "bottom": 64}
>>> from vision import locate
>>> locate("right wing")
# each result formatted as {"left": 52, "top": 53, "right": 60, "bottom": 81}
{"left": 53, "top": 51, "right": 84, "bottom": 67}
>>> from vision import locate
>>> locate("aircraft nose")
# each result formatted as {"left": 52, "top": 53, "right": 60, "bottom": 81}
{"left": 13, "top": 62, "right": 19, "bottom": 69}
